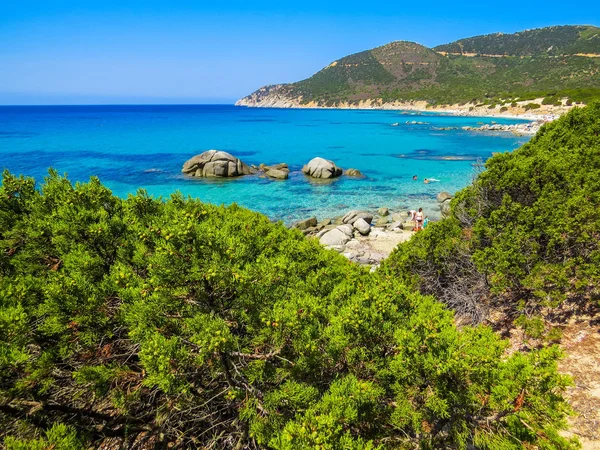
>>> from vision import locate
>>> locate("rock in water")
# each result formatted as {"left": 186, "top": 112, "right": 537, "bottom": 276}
{"left": 344, "top": 168, "right": 363, "bottom": 177}
{"left": 377, "top": 207, "right": 389, "bottom": 217}
{"left": 353, "top": 218, "right": 371, "bottom": 235}
{"left": 302, "top": 157, "right": 343, "bottom": 179}
{"left": 342, "top": 210, "right": 374, "bottom": 225}
{"left": 265, "top": 168, "right": 289, "bottom": 179}
{"left": 182, "top": 150, "right": 256, "bottom": 178}
{"left": 437, "top": 192, "right": 452, "bottom": 203}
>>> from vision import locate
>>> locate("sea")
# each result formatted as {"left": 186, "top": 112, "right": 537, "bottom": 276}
{"left": 0, "top": 104, "right": 531, "bottom": 223}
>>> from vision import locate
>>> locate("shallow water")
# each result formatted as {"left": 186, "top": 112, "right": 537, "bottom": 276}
{"left": 0, "top": 105, "right": 530, "bottom": 223}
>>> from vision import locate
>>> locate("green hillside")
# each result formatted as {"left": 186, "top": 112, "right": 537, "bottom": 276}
{"left": 238, "top": 25, "right": 600, "bottom": 106}
{"left": 434, "top": 25, "right": 600, "bottom": 56}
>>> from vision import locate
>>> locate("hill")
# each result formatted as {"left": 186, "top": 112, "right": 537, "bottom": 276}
{"left": 237, "top": 25, "right": 600, "bottom": 108}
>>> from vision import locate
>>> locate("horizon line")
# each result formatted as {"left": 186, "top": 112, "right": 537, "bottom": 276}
{"left": 0, "top": 103, "right": 239, "bottom": 107}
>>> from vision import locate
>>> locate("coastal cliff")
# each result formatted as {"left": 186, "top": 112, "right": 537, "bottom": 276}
{"left": 237, "top": 25, "right": 600, "bottom": 112}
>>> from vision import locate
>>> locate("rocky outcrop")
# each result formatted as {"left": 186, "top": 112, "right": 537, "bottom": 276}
{"left": 182, "top": 150, "right": 255, "bottom": 178}
{"left": 302, "top": 157, "right": 343, "bottom": 179}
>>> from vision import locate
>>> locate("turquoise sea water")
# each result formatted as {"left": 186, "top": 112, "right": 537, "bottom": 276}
{"left": 0, "top": 105, "right": 530, "bottom": 223}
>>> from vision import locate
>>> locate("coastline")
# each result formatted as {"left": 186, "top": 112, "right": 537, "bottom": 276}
{"left": 235, "top": 94, "right": 574, "bottom": 121}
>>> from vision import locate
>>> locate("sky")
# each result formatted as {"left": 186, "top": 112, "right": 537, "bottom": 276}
{"left": 1, "top": 0, "right": 598, "bottom": 105}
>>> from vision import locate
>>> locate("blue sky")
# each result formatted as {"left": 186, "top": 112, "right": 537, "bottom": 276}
{"left": 1, "top": 1, "right": 598, "bottom": 105}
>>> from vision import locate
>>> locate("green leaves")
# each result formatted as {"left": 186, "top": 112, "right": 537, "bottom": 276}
{"left": 0, "top": 169, "right": 576, "bottom": 449}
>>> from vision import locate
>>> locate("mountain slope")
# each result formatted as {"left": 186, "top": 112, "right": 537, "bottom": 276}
{"left": 237, "top": 25, "right": 600, "bottom": 108}
{"left": 434, "top": 25, "right": 600, "bottom": 56}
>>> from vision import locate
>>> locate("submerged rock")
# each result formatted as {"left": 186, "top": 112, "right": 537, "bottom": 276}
{"left": 302, "top": 157, "right": 343, "bottom": 179}
{"left": 345, "top": 168, "right": 364, "bottom": 177}
{"left": 182, "top": 150, "right": 255, "bottom": 178}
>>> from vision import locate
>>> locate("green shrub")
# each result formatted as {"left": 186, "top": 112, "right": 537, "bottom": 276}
{"left": 524, "top": 102, "right": 541, "bottom": 110}
{"left": 0, "top": 171, "right": 576, "bottom": 449}
{"left": 383, "top": 103, "right": 600, "bottom": 321}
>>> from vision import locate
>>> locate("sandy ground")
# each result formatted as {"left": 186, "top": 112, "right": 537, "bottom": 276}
{"left": 341, "top": 228, "right": 414, "bottom": 267}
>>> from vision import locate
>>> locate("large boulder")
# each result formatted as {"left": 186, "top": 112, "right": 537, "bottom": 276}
{"left": 182, "top": 150, "right": 255, "bottom": 178}
{"left": 353, "top": 218, "right": 371, "bottom": 235}
{"left": 302, "top": 157, "right": 343, "bottom": 179}
{"left": 342, "top": 210, "right": 374, "bottom": 225}
{"left": 437, "top": 192, "right": 452, "bottom": 203}
{"left": 319, "top": 226, "right": 353, "bottom": 248}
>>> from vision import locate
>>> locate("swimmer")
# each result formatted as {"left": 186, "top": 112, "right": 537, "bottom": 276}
{"left": 412, "top": 175, "right": 418, "bottom": 180}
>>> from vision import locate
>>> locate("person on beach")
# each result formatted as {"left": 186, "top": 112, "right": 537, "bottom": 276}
{"left": 415, "top": 208, "right": 424, "bottom": 231}
{"left": 409, "top": 209, "right": 417, "bottom": 221}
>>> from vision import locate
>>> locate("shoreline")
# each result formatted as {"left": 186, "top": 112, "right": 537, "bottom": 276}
{"left": 235, "top": 96, "right": 575, "bottom": 121}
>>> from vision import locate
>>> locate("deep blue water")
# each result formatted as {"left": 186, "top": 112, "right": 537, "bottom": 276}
{"left": 0, "top": 104, "right": 530, "bottom": 222}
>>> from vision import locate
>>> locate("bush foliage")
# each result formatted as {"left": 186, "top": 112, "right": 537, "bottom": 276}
{"left": 382, "top": 103, "right": 600, "bottom": 323}
{"left": 0, "top": 169, "right": 578, "bottom": 448}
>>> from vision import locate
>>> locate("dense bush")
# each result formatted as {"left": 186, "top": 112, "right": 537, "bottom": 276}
{"left": 382, "top": 103, "right": 600, "bottom": 322}
{"left": 0, "top": 171, "right": 576, "bottom": 448}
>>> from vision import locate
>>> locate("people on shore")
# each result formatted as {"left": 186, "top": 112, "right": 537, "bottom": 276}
{"left": 415, "top": 208, "right": 424, "bottom": 231}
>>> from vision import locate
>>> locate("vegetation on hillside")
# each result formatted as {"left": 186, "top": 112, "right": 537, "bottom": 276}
{"left": 433, "top": 25, "right": 600, "bottom": 57}
{"left": 240, "top": 26, "right": 600, "bottom": 106}
{"left": 381, "top": 103, "right": 600, "bottom": 329}
{"left": 0, "top": 168, "right": 578, "bottom": 448}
